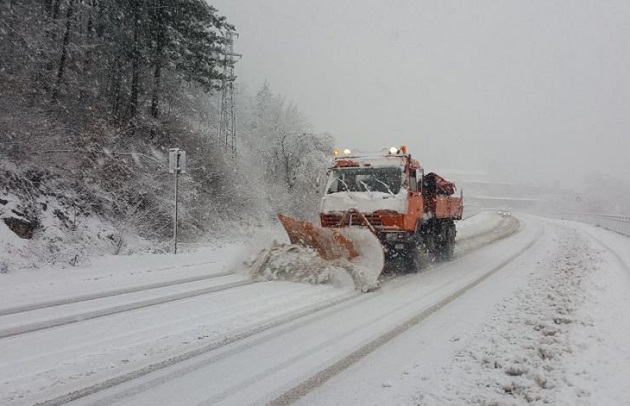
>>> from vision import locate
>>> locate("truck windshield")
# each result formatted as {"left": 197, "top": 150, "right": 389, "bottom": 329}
{"left": 326, "top": 167, "right": 403, "bottom": 194}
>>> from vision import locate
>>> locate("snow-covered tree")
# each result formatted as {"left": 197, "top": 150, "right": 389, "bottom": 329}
{"left": 243, "top": 82, "right": 334, "bottom": 220}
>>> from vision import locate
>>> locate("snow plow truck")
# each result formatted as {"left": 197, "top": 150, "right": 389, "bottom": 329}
{"left": 256, "top": 146, "right": 463, "bottom": 292}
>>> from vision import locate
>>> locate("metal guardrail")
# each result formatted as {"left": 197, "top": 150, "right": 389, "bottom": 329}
{"left": 549, "top": 212, "right": 630, "bottom": 237}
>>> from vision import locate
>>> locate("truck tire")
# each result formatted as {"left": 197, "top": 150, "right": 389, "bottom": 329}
{"left": 432, "top": 219, "right": 456, "bottom": 261}
{"left": 440, "top": 220, "right": 456, "bottom": 260}
{"left": 405, "top": 241, "right": 426, "bottom": 272}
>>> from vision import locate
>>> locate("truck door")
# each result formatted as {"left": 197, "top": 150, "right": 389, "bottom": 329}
{"left": 406, "top": 168, "right": 423, "bottom": 229}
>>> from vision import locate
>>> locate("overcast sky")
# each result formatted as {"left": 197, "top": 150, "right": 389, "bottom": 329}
{"left": 210, "top": 1, "right": 629, "bottom": 190}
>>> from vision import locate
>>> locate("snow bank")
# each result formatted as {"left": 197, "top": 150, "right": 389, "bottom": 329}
{"left": 456, "top": 210, "right": 506, "bottom": 240}
{"left": 418, "top": 224, "right": 608, "bottom": 405}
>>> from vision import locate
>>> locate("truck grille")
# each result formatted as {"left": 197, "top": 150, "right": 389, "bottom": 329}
{"left": 321, "top": 213, "right": 382, "bottom": 227}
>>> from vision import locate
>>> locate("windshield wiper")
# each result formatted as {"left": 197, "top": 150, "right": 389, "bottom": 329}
{"left": 374, "top": 178, "right": 395, "bottom": 196}
{"left": 337, "top": 178, "right": 356, "bottom": 200}
{"left": 358, "top": 180, "right": 374, "bottom": 197}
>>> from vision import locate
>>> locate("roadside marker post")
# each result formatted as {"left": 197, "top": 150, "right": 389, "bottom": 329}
{"left": 169, "top": 148, "right": 186, "bottom": 254}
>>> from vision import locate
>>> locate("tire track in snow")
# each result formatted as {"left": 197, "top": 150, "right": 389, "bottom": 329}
{"left": 34, "top": 290, "right": 365, "bottom": 406}
{"left": 0, "top": 276, "right": 254, "bottom": 339}
{"left": 268, "top": 221, "right": 542, "bottom": 406}
{"left": 0, "top": 262, "right": 226, "bottom": 317}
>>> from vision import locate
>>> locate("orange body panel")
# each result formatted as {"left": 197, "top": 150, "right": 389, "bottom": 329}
{"left": 334, "top": 159, "right": 360, "bottom": 167}
{"left": 434, "top": 195, "right": 464, "bottom": 220}
{"left": 404, "top": 192, "right": 423, "bottom": 231}
{"left": 319, "top": 197, "right": 424, "bottom": 232}
{"left": 375, "top": 211, "right": 404, "bottom": 229}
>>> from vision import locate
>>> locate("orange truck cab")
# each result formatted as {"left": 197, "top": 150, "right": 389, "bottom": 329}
{"left": 319, "top": 147, "right": 463, "bottom": 261}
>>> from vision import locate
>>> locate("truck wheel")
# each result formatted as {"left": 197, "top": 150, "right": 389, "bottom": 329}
{"left": 430, "top": 219, "right": 455, "bottom": 261}
{"left": 406, "top": 241, "right": 426, "bottom": 272}
{"left": 440, "top": 221, "right": 456, "bottom": 260}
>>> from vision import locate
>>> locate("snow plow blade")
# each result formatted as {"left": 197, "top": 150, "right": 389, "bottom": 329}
{"left": 277, "top": 214, "right": 360, "bottom": 261}
{"left": 275, "top": 214, "right": 384, "bottom": 292}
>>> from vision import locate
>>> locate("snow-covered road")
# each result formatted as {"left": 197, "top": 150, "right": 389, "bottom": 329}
{"left": 297, "top": 216, "right": 630, "bottom": 406}
{"left": 1, "top": 212, "right": 629, "bottom": 405}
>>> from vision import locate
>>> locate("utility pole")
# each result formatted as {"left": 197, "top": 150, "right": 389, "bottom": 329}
{"left": 219, "top": 30, "right": 241, "bottom": 157}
